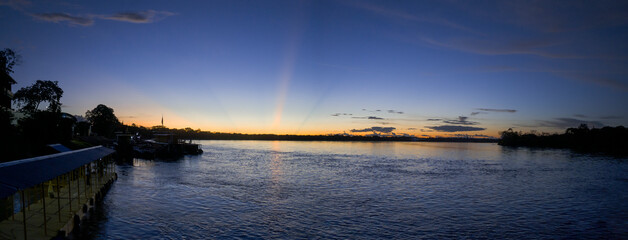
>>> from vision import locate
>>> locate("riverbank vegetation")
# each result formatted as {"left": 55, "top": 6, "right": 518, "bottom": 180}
{"left": 498, "top": 124, "right": 628, "bottom": 156}
{"left": 121, "top": 124, "right": 498, "bottom": 143}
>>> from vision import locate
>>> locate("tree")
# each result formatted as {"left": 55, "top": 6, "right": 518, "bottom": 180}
{"left": 13, "top": 80, "right": 63, "bottom": 113}
{"left": 86, "top": 104, "right": 120, "bottom": 137}
{"left": 1, "top": 48, "right": 19, "bottom": 75}
{"left": 1, "top": 48, "right": 19, "bottom": 109}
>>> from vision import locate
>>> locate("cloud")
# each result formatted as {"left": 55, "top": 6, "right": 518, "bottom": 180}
{"left": 493, "top": 0, "right": 628, "bottom": 33}
{"left": 472, "top": 108, "right": 516, "bottom": 116}
{"left": 331, "top": 113, "right": 352, "bottom": 117}
{"left": 29, "top": 10, "right": 174, "bottom": 27}
{"left": 363, "top": 108, "right": 403, "bottom": 114}
{"left": 571, "top": 114, "right": 622, "bottom": 120}
{"left": 538, "top": 118, "right": 605, "bottom": 129}
{"left": 562, "top": 73, "right": 628, "bottom": 92}
{"left": 352, "top": 116, "right": 385, "bottom": 120}
{"left": 476, "top": 108, "right": 517, "bottom": 113}
{"left": 407, "top": 128, "right": 417, "bottom": 130}
{"left": 420, "top": 36, "right": 583, "bottom": 59}
{"left": 347, "top": 0, "right": 478, "bottom": 34}
{"left": 477, "top": 65, "right": 520, "bottom": 72}
{"left": 102, "top": 10, "right": 175, "bottom": 23}
{"left": 350, "top": 126, "right": 396, "bottom": 133}
{"left": 442, "top": 116, "right": 479, "bottom": 125}
{"left": 425, "top": 125, "right": 486, "bottom": 132}
{"left": 0, "top": 0, "right": 30, "bottom": 10}
{"left": 30, "top": 12, "right": 94, "bottom": 26}
{"left": 426, "top": 118, "right": 441, "bottom": 121}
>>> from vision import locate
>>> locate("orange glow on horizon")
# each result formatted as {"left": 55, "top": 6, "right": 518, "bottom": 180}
{"left": 116, "top": 120, "right": 500, "bottom": 139}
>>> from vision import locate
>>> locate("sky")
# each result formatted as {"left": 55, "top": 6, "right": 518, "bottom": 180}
{"left": 1, "top": 0, "right": 627, "bottom": 138}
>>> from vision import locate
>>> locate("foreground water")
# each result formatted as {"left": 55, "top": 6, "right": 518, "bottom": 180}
{"left": 85, "top": 141, "right": 628, "bottom": 239}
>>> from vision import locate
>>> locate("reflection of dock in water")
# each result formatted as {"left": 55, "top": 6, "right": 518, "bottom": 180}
{"left": 0, "top": 146, "right": 117, "bottom": 240}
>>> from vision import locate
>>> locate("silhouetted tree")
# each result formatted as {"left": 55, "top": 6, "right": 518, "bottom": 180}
{"left": 1, "top": 48, "right": 20, "bottom": 161}
{"left": 1, "top": 48, "right": 19, "bottom": 110}
{"left": 13, "top": 80, "right": 63, "bottom": 113}
{"left": 86, "top": 104, "right": 120, "bottom": 138}
{"left": 499, "top": 125, "right": 628, "bottom": 155}
{"left": 0, "top": 48, "right": 19, "bottom": 75}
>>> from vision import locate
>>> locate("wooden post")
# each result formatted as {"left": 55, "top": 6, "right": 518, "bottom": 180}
{"left": 68, "top": 173, "right": 72, "bottom": 212}
{"left": 21, "top": 190, "right": 27, "bottom": 240}
{"left": 76, "top": 169, "right": 81, "bottom": 205}
{"left": 83, "top": 166, "right": 87, "bottom": 201}
{"left": 56, "top": 176, "right": 61, "bottom": 223}
{"left": 41, "top": 184, "right": 47, "bottom": 236}
{"left": 90, "top": 164, "right": 94, "bottom": 196}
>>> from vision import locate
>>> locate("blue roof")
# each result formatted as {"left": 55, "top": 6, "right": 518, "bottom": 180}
{"left": 0, "top": 146, "right": 115, "bottom": 199}
{"left": 48, "top": 144, "right": 72, "bottom": 153}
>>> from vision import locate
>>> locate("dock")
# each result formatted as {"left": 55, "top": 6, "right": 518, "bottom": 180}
{"left": 0, "top": 146, "right": 117, "bottom": 240}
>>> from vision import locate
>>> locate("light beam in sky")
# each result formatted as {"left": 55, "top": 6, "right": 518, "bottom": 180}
{"left": 272, "top": 3, "right": 307, "bottom": 130}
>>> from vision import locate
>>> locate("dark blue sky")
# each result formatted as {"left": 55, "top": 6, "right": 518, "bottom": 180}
{"left": 2, "top": 0, "right": 627, "bottom": 137}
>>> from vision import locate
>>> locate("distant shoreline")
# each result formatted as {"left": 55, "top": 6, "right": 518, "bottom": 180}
{"left": 176, "top": 135, "right": 499, "bottom": 143}
{"left": 498, "top": 125, "right": 628, "bottom": 156}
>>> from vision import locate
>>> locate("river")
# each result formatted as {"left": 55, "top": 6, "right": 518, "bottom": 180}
{"left": 84, "top": 141, "right": 628, "bottom": 239}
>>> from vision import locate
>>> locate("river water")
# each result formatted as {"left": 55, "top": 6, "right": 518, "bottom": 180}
{"left": 84, "top": 141, "right": 628, "bottom": 239}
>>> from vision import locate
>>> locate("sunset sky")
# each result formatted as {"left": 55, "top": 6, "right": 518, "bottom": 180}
{"left": 2, "top": 0, "right": 627, "bottom": 137}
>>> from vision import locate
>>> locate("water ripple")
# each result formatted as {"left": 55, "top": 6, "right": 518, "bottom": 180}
{"left": 84, "top": 141, "right": 628, "bottom": 239}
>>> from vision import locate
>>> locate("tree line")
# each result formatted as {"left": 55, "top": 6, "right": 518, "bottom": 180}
{"left": 498, "top": 124, "right": 628, "bottom": 156}
{"left": 1, "top": 48, "right": 122, "bottom": 161}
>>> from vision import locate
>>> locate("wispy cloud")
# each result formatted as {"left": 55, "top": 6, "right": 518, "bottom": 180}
{"left": 425, "top": 125, "right": 486, "bottom": 132}
{"left": 352, "top": 116, "right": 385, "bottom": 120}
{"left": 350, "top": 126, "right": 396, "bottom": 133}
{"left": 30, "top": 12, "right": 94, "bottom": 26}
{"left": 0, "top": 0, "right": 30, "bottom": 10}
{"left": 573, "top": 114, "right": 622, "bottom": 120}
{"left": 331, "top": 113, "right": 352, "bottom": 117}
{"left": 420, "top": 36, "right": 583, "bottom": 59}
{"left": 387, "top": 110, "right": 404, "bottom": 114}
{"left": 471, "top": 108, "right": 516, "bottom": 116}
{"left": 600, "top": 115, "right": 622, "bottom": 120}
{"left": 496, "top": 0, "right": 628, "bottom": 33}
{"left": 101, "top": 10, "right": 175, "bottom": 24}
{"left": 29, "top": 10, "right": 174, "bottom": 26}
{"left": 562, "top": 73, "right": 628, "bottom": 92}
{"left": 426, "top": 118, "right": 441, "bottom": 121}
{"left": 347, "top": 0, "right": 478, "bottom": 34}
{"left": 407, "top": 128, "right": 417, "bottom": 130}
{"left": 442, "top": 116, "right": 479, "bottom": 125}
{"left": 538, "top": 118, "right": 605, "bottom": 129}
{"left": 477, "top": 108, "right": 517, "bottom": 113}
